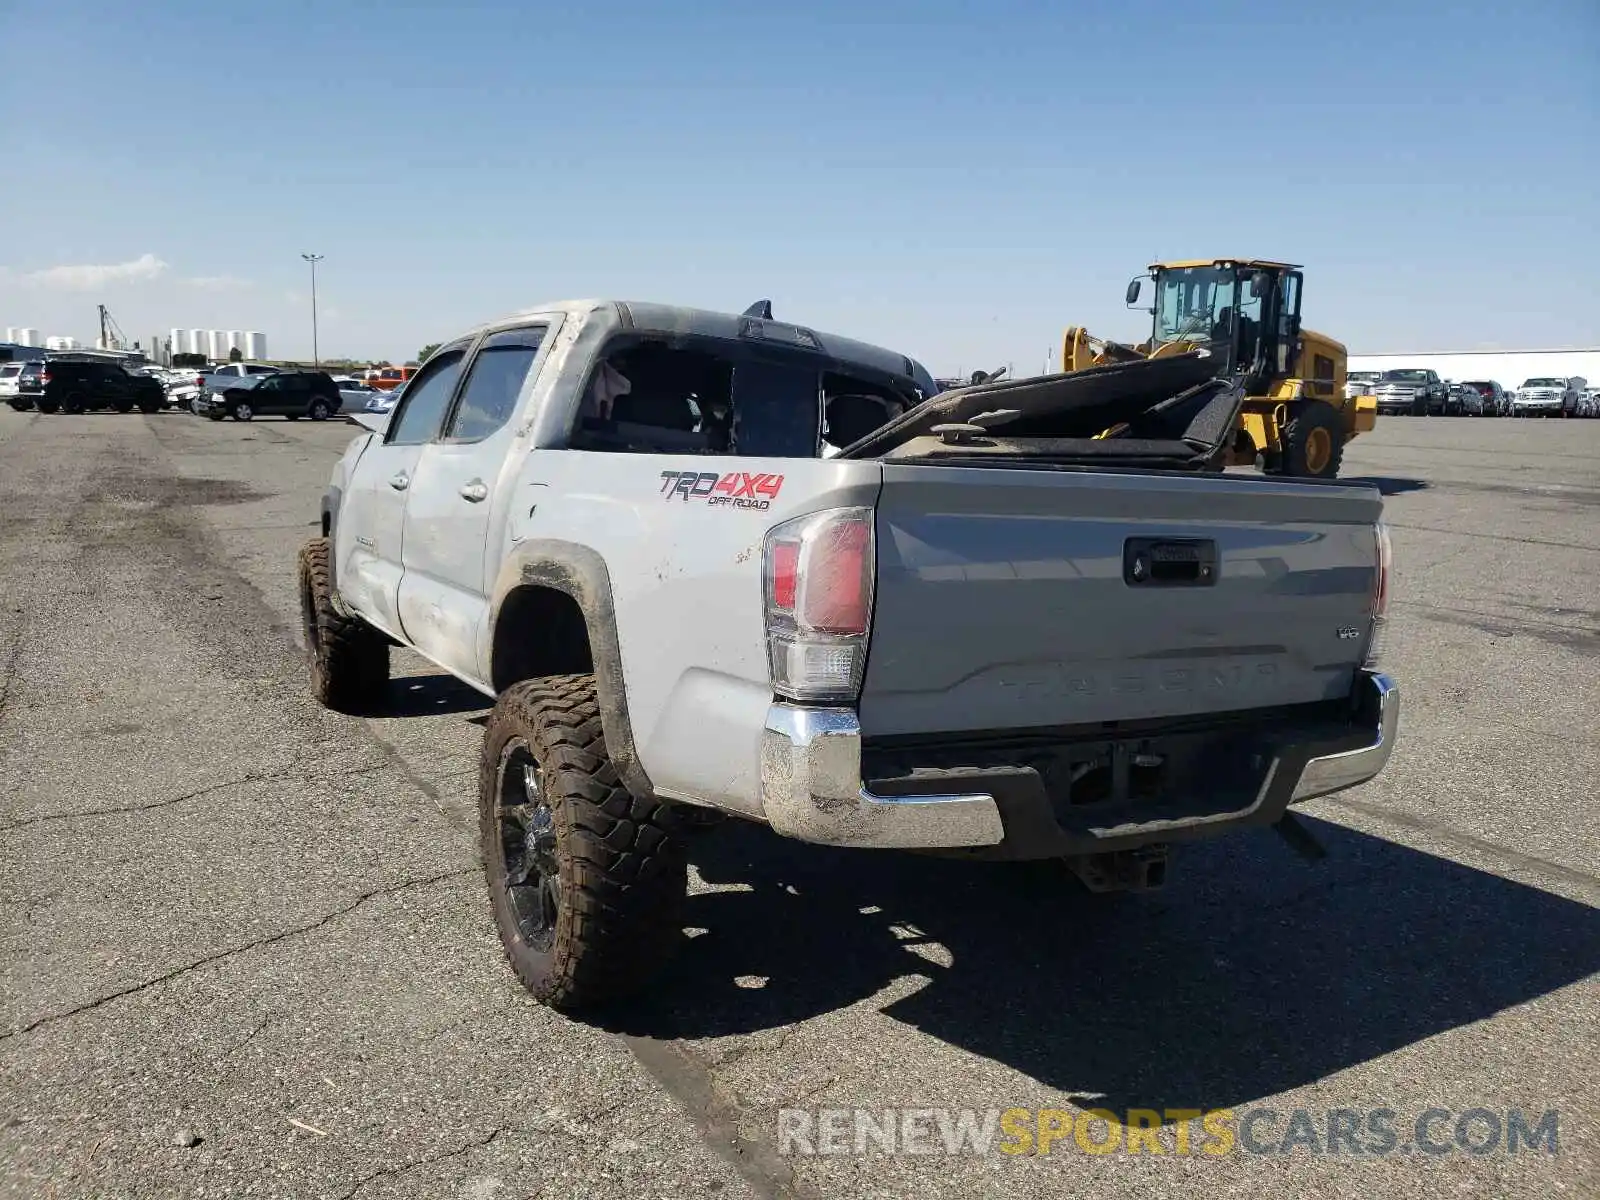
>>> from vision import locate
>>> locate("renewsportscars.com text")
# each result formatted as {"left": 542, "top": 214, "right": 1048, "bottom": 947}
{"left": 777, "top": 1106, "right": 1561, "bottom": 1158}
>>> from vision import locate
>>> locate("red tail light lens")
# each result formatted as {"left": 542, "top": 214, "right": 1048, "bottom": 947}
{"left": 804, "top": 519, "right": 870, "bottom": 635}
{"left": 769, "top": 542, "right": 800, "bottom": 612}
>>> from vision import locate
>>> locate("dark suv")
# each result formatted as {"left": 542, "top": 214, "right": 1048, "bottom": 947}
{"left": 36, "top": 358, "right": 166, "bottom": 414}
{"left": 203, "top": 371, "right": 342, "bottom": 422}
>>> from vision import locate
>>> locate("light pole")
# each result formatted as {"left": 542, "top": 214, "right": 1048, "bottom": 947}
{"left": 301, "top": 253, "right": 324, "bottom": 368}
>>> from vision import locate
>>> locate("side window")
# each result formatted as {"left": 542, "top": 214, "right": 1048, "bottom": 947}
{"left": 1312, "top": 354, "right": 1336, "bottom": 396}
{"left": 442, "top": 326, "right": 546, "bottom": 443}
{"left": 386, "top": 348, "right": 467, "bottom": 445}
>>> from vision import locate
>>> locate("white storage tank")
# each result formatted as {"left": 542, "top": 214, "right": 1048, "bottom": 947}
{"left": 169, "top": 328, "right": 185, "bottom": 356}
{"left": 4, "top": 328, "right": 15, "bottom": 343}
{"left": 46, "top": 336, "right": 81, "bottom": 351}
{"left": 243, "top": 331, "right": 267, "bottom": 361}
{"left": 206, "top": 330, "right": 225, "bottom": 359}
{"left": 18, "top": 329, "right": 40, "bottom": 347}
{"left": 225, "top": 330, "right": 242, "bottom": 357}
{"left": 188, "top": 329, "right": 206, "bottom": 356}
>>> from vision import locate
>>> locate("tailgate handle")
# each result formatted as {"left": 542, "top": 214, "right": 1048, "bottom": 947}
{"left": 1124, "top": 538, "right": 1218, "bottom": 587}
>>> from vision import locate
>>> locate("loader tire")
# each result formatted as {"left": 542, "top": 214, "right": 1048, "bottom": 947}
{"left": 296, "top": 536, "right": 389, "bottom": 714}
{"left": 480, "top": 675, "right": 687, "bottom": 1012}
{"left": 1280, "top": 400, "right": 1345, "bottom": 479}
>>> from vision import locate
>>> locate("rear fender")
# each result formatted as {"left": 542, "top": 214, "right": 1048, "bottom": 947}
{"left": 486, "top": 540, "right": 651, "bottom": 798}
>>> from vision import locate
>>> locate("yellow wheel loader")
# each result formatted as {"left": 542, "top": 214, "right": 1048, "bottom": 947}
{"left": 1062, "top": 259, "right": 1376, "bottom": 479}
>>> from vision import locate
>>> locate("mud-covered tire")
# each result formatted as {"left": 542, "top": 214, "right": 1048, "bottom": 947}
{"left": 479, "top": 675, "right": 686, "bottom": 1011}
{"left": 296, "top": 536, "right": 389, "bottom": 713}
{"left": 1279, "top": 400, "right": 1345, "bottom": 479}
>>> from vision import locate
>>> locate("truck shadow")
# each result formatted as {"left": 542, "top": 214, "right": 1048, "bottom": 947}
{"left": 1345, "top": 475, "right": 1431, "bottom": 496}
{"left": 613, "top": 815, "right": 1600, "bottom": 1114}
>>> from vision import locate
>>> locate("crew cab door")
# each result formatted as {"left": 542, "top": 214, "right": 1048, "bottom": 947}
{"left": 335, "top": 342, "right": 470, "bottom": 639}
{"left": 397, "top": 322, "right": 555, "bottom": 684}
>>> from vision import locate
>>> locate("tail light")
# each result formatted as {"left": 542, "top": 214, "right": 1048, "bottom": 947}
{"left": 1364, "top": 521, "right": 1392, "bottom": 669}
{"left": 762, "top": 507, "right": 875, "bottom": 703}
{"left": 40, "top": 370, "right": 52, "bottom": 385}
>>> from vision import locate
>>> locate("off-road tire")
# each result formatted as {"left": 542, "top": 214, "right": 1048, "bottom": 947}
{"left": 1280, "top": 400, "right": 1345, "bottom": 479}
{"left": 479, "top": 675, "right": 686, "bottom": 1011}
{"left": 296, "top": 536, "right": 389, "bottom": 713}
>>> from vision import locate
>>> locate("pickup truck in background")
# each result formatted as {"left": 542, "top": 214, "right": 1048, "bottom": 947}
{"left": 299, "top": 299, "right": 1400, "bottom": 1012}
{"left": 169, "top": 362, "right": 281, "bottom": 411}
{"left": 1373, "top": 368, "right": 1447, "bottom": 416}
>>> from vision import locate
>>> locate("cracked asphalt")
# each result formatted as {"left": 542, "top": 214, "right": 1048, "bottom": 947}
{"left": 0, "top": 406, "right": 1596, "bottom": 1199}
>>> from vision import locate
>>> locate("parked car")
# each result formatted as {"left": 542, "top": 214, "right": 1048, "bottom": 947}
{"left": 299, "top": 297, "right": 1399, "bottom": 1013}
{"left": 333, "top": 377, "right": 382, "bottom": 409}
{"left": 362, "top": 380, "right": 405, "bottom": 415}
{"left": 1580, "top": 387, "right": 1600, "bottom": 418}
{"left": 1373, "top": 368, "right": 1446, "bottom": 416}
{"left": 203, "top": 370, "right": 343, "bottom": 421}
{"left": 0, "top": 360, "right": 44, "bottom": 410}
{"left": 1458, "top": 380, "right": 1506, "bottom": 416}
{"left": 1513, "top": 376, "right": 1587, "bottom": 417}
{"left": 1344, "top": 370, "right": 1382, "bottom": 400}
{"left": 34, "top": 357, "right": 166, "bottom": 414}
{"left": 1444, "top": 383, "right": 1471, "bottom": 416}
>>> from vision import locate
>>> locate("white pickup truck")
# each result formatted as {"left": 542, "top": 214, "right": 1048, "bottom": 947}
{"left": 299, "top": 298, "right": 1399, "bottom": 1011}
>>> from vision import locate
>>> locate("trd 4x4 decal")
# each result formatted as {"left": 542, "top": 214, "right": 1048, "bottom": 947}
{"left": 659, "top": 471, "right": 785, "bottom": 510}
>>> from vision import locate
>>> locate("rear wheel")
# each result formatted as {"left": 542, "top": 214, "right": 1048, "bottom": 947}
{"left": 230, "top": 400, "right": 253, "bottom": 421}
{"left": 137, "top": 398, "right": 160, "bottom": 414}
{"left": 480, "top": 675, "right": 687, "bottom": 1011}
{"left": 63, "top": 391, "right": 88, "bottom": 415}
{"left": 37, "top": 398, "right": 59, "bottom": 414}
{"left": 296, "top": 537, "right": 389, "bottom": 713}
{"left": 308, "top": 398, "right": 331, "bottom": 421}
{"left": 1279, "top": 400, "right": 1345, "bottom": 479}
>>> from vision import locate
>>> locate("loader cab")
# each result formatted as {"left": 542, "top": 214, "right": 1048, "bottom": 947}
{"left": 1131, "top": 260, "right": 1304, "bottom": 394}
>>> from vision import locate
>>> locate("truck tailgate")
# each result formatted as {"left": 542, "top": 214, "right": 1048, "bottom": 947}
{"left": 860, "top": 463, "right": 1383, "bottom": 737}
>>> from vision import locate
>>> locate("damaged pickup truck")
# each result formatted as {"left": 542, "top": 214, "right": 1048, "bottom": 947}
{"left": 299, "top": 298, "right": 1399, "bottom": 1011}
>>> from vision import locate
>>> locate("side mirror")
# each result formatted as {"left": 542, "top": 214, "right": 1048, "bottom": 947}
{"left": 1249, "top": 271, "right": 1271, "bottom": 299}
{"left": 1125, "top": 278, "right": 1143, "bottom": 306}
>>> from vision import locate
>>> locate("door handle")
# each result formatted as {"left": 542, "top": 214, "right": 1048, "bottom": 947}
{"left": 389, "top": 471, "right": 410, "bottom": 491}
{"left": 459, "top": 480, "right": 489, "bottom": 503}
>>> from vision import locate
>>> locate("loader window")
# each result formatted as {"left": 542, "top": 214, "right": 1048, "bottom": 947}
{"left": 1154, "top": 267, "right": 1236, "bottom": 347}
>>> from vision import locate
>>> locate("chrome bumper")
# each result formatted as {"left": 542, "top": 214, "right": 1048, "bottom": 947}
{"left": 757, "top": 671, "right": 1398, "bottom": 851}
{"left": 1290, "top": 671, "right": 1400, "bottom": 802}
{"left": 758, "top": 706, "right": 1005, "bottom": 849}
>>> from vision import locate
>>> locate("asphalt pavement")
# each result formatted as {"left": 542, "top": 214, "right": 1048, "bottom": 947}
{"left": 0, "top": 406, "right": 1595, "bottom": 1199}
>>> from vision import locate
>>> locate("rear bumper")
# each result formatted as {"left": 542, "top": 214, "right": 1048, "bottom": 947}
{"left": 758, "top": 671, "right": 1399, "bottom": 855}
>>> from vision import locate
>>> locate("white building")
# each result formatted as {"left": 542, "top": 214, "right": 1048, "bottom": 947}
{"left": 243, "top": 331, "right": 267, "bottom": 361}
{"left": 1350, "top": 348, "right": 1600, "bottom": 389}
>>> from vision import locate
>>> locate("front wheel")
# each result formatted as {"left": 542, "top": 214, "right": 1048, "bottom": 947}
{"left": 1277, "top": 400, "right": 1346, "bottom": 479}
{"left": 296, "top": 537, "right": 389, "bottom": 713}
{"left": 230, "top": 401, "right": 253, "bottom": 421}
{"left": 480, "top": 675, "right": 687, "bottom": 1011}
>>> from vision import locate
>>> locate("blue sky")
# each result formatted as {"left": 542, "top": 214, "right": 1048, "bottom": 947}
{"left": 2, "top": 0, "right": 1595, "bottom": 371}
